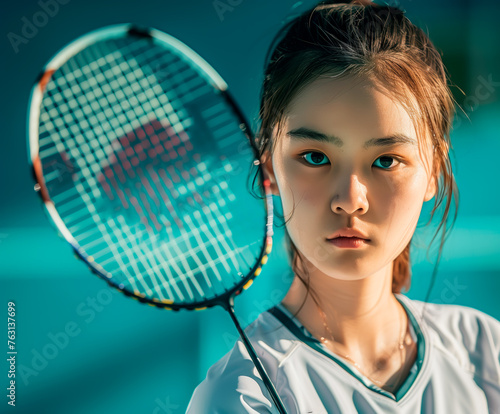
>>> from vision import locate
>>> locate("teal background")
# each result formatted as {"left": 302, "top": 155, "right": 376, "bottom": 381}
{"left": 1, "top": 0, "right": 499, "bottom": 413}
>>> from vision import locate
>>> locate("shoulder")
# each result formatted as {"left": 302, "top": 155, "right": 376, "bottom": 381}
{"left": 186, "top": 310, "right": 296, "bottom": 414}
{"left": 406, "top": 296, "right": 500, "bottom": 344}
{"left": 402, "top": 295, "right": 500, "bottom": 382}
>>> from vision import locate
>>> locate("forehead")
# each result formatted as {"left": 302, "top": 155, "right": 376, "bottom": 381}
{"left": 284, "top": 75, "right": 418, "bottom": 142}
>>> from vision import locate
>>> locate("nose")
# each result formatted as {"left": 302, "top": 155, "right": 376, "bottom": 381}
{"left": 330, "top": 174, "right": 369, "bottom": 215}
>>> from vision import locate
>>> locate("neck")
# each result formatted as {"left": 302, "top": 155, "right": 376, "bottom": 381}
{"left": 281, "top": 261, "right": 407, "bottom": 364}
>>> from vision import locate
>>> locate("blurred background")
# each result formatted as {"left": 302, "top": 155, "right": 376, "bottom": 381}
{"left": 1, "top": 0, "right": 499, "bottom": 412}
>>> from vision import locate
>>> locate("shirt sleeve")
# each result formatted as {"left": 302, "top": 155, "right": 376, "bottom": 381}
{"left": 185, "top": 341, "right": 281, "bottom": 414}
{"left": 459, "top": 307, "right": 500, "bottom": 382}
{"left": 480, "top": 310, "right": 500, "bottom": 383}
{"left": 460, "top": 307, "right": 500, "bottom": 413}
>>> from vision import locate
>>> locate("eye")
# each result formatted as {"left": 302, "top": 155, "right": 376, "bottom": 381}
{"left": 300, "top": 151, "right": 330, "bottom": 166}
{"left": 297, "top": 152, "right": 402, "bottom": 169}
{"left": 373, "top": 156, "right": 400, "bottom": 170}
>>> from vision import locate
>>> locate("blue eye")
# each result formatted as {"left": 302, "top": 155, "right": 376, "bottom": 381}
{"left": 373, "top": 156, "right": 398, "bottom": 169}
{"left": 299, "top": 153, "right": 401, "bottom": 169}
{"left": 301, "top": 151, "right": 330, "bottom": 166}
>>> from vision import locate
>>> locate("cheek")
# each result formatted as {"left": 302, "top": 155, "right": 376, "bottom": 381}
{"left": 302, "top": 187, "right": 320, "bottom": 202}
{"left": 284, "top": 179, "right": 326, "bottom": 215}
{"left": 277, "top": 160, "right": 319, "bottom": 208}
{"left": 373, "top": 172, "right": 428, "bottom": 225}
{"left": 282, "top": 161, "right": 329, "bottom": 202}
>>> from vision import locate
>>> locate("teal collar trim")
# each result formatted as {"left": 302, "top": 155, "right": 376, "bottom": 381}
{"left": 267, "top": 293, "right": 426, "bottom": 402}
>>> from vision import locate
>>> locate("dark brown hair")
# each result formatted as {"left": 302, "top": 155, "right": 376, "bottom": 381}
{"left": 250, "top": 0, "right": 459, "bottom": 311}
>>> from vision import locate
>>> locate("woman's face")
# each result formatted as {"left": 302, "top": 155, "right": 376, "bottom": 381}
{"left": 264, "top": 75, "right": 436, "bottom": 280}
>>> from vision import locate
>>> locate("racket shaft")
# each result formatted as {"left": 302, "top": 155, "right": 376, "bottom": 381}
{"left": 226, "top": 299, "right": 287, "bottom": 414}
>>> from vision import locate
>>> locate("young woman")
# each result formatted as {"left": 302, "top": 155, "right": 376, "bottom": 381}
{"left": 187, "top": 1, "right": 500, "bottom": 412}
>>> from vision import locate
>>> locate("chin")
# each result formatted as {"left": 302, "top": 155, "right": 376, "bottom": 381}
{"left": 311, "top": 261, "right": 374, "bottom": 280}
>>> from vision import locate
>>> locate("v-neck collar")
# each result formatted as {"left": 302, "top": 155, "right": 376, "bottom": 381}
{"left": 267, "top": 293, "right": 427, "bottom": 402}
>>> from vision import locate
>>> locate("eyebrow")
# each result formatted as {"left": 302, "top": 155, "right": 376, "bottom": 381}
{"left": 286, "top": 127, "right": 418, "bottom": 149}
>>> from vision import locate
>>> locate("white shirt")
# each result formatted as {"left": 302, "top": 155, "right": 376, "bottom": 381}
{"left": 186, "top": 293, "right": 500, "bottom": 413}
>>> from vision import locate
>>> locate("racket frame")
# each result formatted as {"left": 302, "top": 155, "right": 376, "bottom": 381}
{"left": 27, "top": 23, "right": 273, "bottom": 311}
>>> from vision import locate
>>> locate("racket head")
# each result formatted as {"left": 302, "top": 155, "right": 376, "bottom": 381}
{"left": 28, "top": 24, "right": 274, "bottom": 311}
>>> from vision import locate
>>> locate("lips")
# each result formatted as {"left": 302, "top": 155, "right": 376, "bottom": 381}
{"left": 326, "top": 228, "right": 370, "bottom": 241}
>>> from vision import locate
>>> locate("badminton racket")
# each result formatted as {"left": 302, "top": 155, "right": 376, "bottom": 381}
{"left": 27, "top": 24, "right": 287, "bottom": 413}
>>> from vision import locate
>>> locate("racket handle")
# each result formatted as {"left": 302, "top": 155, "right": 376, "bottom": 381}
{"left": 224, "top": 296, "right": 288, "bottom": 414}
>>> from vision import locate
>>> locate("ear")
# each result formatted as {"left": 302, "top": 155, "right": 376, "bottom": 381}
{"left": 424, "top": 174, "right": 437, "bottom": 202}
{"left": 424, "top": 140, "right": 441, "bottom": 202}
{"left": 261, "top": 151, "right": 280, "bottom": 196}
